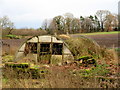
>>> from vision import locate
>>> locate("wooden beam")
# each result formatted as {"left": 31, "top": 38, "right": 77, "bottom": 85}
{"left": 62, "top": 43, "right": 64, "bottom": 65}
{"left": 37, "top": 36, "right": 40, "bottom": 63}
{"left": 50, "top": 36, "right": 53, "bottom": 64}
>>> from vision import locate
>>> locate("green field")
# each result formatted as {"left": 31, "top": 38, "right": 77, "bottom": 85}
{"left": 73, "top": 31, "right": 120, "bottom": 35}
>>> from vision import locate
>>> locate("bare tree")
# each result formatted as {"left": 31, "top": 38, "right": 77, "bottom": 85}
{"left": 64, "top": 13, "right": 74, "bottom": 35}
{"left": 49, "top": 19, "right": 57, "bottom": 35}
{"left": 80, "top": 17, "right": 93, "bottom": 33}
{"left": 96, "top": 10, "right": 111, "bottom": 31}
{"left": 71, "top": 18, "right": 81, "bottom": 33}
{"left": 0, "top": 16, "right": 14, "bottom": 34}
{"left": 104, "top": 14, "right": 118, "bottom": 31}
{"left": 53, "top": 15, "right": 64, "bottom": 33}
{"left": 49, "top": 15, "right": 64, "bottom": 35}
{"left": 42, "top": 19, "right": 50, "bottom": 30}
{"left": 104, "top": 14, "right": 114, "bottom": 31}
{"left": 94, "top": 15, "right": 101, "bottom": 32}
{"left": 112, "top": 14, "right": 118, "bottom": 30}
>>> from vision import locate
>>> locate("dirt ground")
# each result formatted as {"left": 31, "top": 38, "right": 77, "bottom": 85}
{"left": 71, "top": 33, "right": 119, "bottom": 48}
{"left": 1, "top": 33, "right": 119, "bottom": 55}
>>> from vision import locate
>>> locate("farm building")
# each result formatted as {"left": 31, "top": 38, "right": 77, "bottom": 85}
{"left": 14, "top": 35, "right": 74, "bottom": 65}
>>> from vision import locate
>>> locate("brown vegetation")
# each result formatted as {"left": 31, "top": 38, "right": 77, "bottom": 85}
{"left": 2, "top": 29, "right": 47, "bottom": 38}
{"left": 2, "top": 64, "right": 119, "bottom": 88}
{"left": 2, "top": 35, "right": 119, "bottom": 88}
{"left": 2, "top": 33, "right": 119, "bottom": 88}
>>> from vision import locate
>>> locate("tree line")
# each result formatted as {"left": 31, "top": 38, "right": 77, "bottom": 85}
{"left": 0, "top": 10, "right": 119, "bottom": 36}
{"left": 42, "top": 10, "right": 118, "bottom": 35}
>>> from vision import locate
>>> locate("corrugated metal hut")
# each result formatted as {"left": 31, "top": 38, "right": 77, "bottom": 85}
{"left": 14, "top": 35, "right": 74, "bottom": 65}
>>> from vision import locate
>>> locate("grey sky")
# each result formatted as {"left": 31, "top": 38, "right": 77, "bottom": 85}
{"left": 0, "top": 0, "right": 119, "bottom": 29}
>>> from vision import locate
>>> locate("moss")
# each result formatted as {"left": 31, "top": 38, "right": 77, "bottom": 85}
{"left": 4, "top": 63, "right": 48, "bottom": 79}
{"left": 5, "top": 63, "right": 30, "bottom": 69}
{"left": 2, "top": 55, "right": 14, "bottom": 63}
{"left": 75, "top": 56, "right": 96, "bottom": 67}
{"left": 77, "top": 56, "right": 92, "bottom": 60}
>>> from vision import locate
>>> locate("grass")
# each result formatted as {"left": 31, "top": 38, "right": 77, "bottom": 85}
{"left": 72, "top": 31, "right": 120, "bottom": 35}
{"left": 114, "top": 48, "right": 120, "bottom": 52}
{"left": 5, "top": 34, "right": 21, "bottom": 39}
{"left": 2, "top": 64, "right": 119, "bottom": 88}
{"left": 78, "top": 64, "right": 110, "bottom": 77}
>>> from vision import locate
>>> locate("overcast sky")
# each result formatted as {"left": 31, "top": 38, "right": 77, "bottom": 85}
{"left": 0, "top": 0, "right": 119, "bottom": 29}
